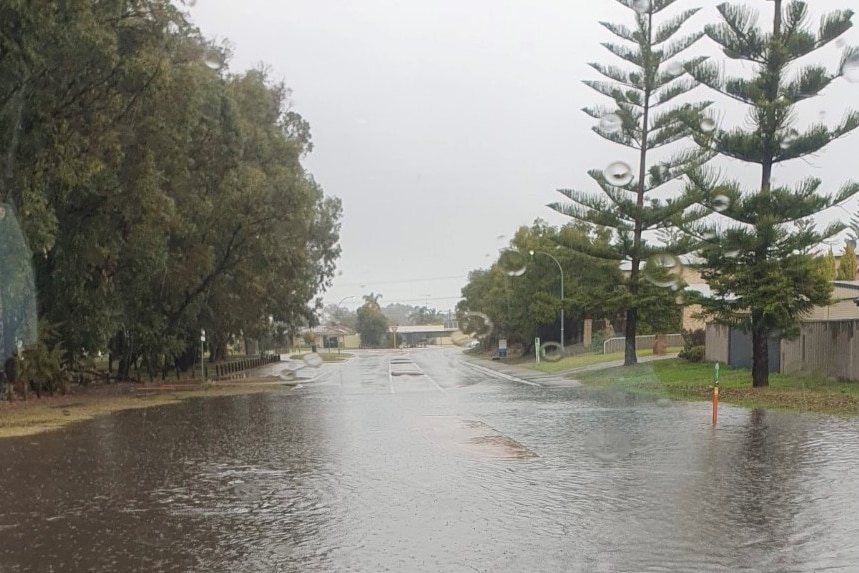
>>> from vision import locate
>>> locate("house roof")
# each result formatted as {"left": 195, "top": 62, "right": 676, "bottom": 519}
{"left": 301, "top": 324, "right": 354, "bottom": 336}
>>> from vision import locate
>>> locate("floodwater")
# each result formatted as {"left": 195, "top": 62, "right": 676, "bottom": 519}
{"left": 2, "top": 349, "right": 859, "bottom": 572}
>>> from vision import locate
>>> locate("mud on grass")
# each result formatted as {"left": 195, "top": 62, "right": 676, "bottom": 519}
{"left": 0, "top": 382, "right": 285, "bottom": 439}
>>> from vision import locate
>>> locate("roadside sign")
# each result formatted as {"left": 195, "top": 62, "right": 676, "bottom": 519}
{"left": 498, "top": 339, "right": 507, "bottom": 350}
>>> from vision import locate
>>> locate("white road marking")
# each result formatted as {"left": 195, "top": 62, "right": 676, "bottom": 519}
{"left": 462, "top": 361, "right": 543, "bottom": 387}
{"left": 422, "top": 371, "right": 446, "bottom": 393}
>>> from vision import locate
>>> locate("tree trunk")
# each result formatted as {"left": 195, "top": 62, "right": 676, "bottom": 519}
{"left": 624, "top": 306, "right": 638, "bottom": 366}
{"left": 751, "top": 316, "right": 769, "bottom": 388}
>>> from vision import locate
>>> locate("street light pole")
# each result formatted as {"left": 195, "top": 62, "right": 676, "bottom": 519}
{"left": 530, "top": 250, "right": 565, "bottom": 350}
{"left": 336, "top": 296, "right": 356, "bottom": 354}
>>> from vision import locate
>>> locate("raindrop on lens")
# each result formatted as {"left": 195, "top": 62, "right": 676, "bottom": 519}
{"left": 204, "top": 48, "right": 223, "bottom": 70}
{"left": 631, "top": 0, "right": 652, "bottom": 14}
{"left": 303, "top": 354, "right": 324, "bottom": 368}
{"left": 462, "top": 311, "right": 494, "bottom": 340}
{"left": 232, "top": 482, "right": 261, "bottom": 500}
{"left": 541, "top": 342, "right": 564, "bottom": 362}
{"left": 700, "top": 118, "right": 717, "bottom": 133}
{"left": 712, "top": 194, "right": 730, "bottom": 212}
{"left": 599, "top": 113, "right": 622, "bottom": 133}
{"left": 665, "top": 61, "right": 684, "bottom": 75}
{"left": 498, "top": 249, "right": 527, "bottom": 277}
{"left": 843, "top": 53, "right": 859, "bottom": 83}
{"left": 835, "top": 38, "right": 846, "bottom": 48}
{"left": 604, "top": 161, "right": 634, "bottom": 186}
{"left": 644, "top": 253, "right": 683, "bottom": 288}
{"left": 584, "top": 429, "right": 632, "bottom": 462}
{"left": 780, "top": 130, "right": 798, "bottom": 150}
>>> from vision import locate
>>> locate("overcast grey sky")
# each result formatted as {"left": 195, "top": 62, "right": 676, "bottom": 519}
{"left": 190, "top": 0, "right": 859, "bottom": 312}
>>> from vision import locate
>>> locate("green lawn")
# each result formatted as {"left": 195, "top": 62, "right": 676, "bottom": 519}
{"left": 289, "top": 352, "right": 352, "bottom": 362}
{"left": 575, "top": 360, "right": 859, "bottom": 415}
{"left": 526, "top": 347, "right": 681, "bottom": 373}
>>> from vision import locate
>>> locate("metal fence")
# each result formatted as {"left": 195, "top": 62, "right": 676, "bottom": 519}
{"left": 602, "top": 333, "right": 683, "bottom": 354}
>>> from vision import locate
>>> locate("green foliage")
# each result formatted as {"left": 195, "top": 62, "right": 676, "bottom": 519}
{"left": 678, "top": 328, "right": 706, "bottom": 362}
{"left": 683, "top": 1, "right": 859, "bottom": 387}
{"left": 409, "top": 306, "right": 444, "bottom": 325}
{"left": 302, "top": 331, "right": 315, "bottom": 347}
{"left": 590, "top": 328, "right": 610, "bottom": 354}
{"left": 820, "top": 248, "right": 838, "bottom": 281}
{"left": 548, "top": 0, "right": 710, "bottom": 365}
{"left": 838, "top": 242, "right": 857, "bottom": 280}
{"left": 458, "top": 221, "right": 626, "bottom": 353}
{"left": 356, "top": 298, "right": 389, "bottom": 348}
{"left": 680, "top": 345, "right": 705, "bottom": 362}
{"left": 0, "top": 1, "right": 341, "bottom": 382}
{"left": 18, "top": 322, "right": 69, "bottom": 396}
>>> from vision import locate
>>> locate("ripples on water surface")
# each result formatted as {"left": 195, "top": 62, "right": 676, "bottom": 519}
{"left": 1, "top": 350, "right": 859, "bottom": 572}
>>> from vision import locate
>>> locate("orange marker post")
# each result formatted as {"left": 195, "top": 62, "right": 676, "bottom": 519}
{"left": 712, "top": 362, "right": 720, "bottom": 425}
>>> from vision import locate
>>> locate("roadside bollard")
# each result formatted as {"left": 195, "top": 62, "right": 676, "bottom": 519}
{"left": 712, "top": 362, "right": 720, "bottom": 425}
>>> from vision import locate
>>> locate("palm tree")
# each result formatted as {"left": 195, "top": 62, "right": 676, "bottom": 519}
{"left": 362, "top": 292, "right": 382, "bottom": 312}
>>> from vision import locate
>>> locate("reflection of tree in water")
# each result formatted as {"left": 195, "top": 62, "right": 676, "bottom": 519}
{"left": 720, "top": 409, "right": 814, "bottom": 568}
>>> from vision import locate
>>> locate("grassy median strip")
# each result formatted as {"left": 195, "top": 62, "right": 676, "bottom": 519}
{"left": 0, "top": 383, "right": 284, "bottom": 439}
{"left": 575, "top": 360, "right": 859, "bottom": 415}
{"left": 289, "top": 352, "right": 352, "bottom": 362}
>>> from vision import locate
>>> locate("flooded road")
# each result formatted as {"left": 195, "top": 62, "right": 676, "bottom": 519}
{"left": 2, "top": 349, "right": 859, "bottom": 572}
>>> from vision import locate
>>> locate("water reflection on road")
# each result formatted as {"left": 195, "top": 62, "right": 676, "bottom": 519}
{"left": 2, "top": 348, "right": 859, "bottom": 572}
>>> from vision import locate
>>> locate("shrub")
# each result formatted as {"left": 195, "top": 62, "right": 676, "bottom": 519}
{"left": 678, "top": 329, "right": 706, "bottom": 362}
{"left": 681, "top": 345, "right": 705, "bottom": 363}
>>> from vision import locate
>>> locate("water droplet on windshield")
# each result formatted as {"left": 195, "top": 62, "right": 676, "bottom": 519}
{"left": 584, "top": 428, "right": 632, "bottom": 462}
{"left": 204, "top": 48, "right": 224, "bottom": 70}
{"left": 232, "top": 482, "right": 261, "bottom": 500}
{"left": 712, "top": 194, "right": 730, "bottom": 212}
{"left": 631, "top": 0, "right": 652, "bottom": 14}
{"left": 461, "top": 312, "right": 494, "bottom": 341}
{"left": 303, "top": 354, "right": 324, "bottom": 368}
{"left": 498, "top": 249, "right": 527, "bottom": 277}
{"left": 540, "top": 342, "right": 564, "bottom": 362}
{"left": 644, "top": 253, "right": 683, "bottom": 288}
{"left": 604, "top": 161, "right": 634, "bottom": 186}
{"left": 599, "top": 113, "right": 622, "bottom": 133}
{"left": 843, "top": 53, "right": 859, "bottom": 82}
{"left": 665, "top": 61, "right": 684, "bottom": 75}
{"left": 780, "top": 129, "right": 798, "bottom": 149}
{"left": 700, "top": 118, "right": 717, "bottom": 133}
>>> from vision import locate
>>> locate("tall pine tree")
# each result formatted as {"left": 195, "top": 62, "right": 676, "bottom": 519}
{"left": 683, "top": 0, "right": 859, "bottom": 387}
{"left": 548, "top": 0, "right": 710, "bottom": 365}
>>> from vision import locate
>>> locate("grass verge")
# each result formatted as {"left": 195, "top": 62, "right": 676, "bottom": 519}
{"left": 575, "top": 360, "right": 859, "bottom": 415}
{"left": 526, "top": 347, "right": 681, "bottom": 373}
{"left": 0, "top": 383, "right": 284, "bottom": 439}
{"left": 289, "top": 352, "right": 352, "bottom": 362}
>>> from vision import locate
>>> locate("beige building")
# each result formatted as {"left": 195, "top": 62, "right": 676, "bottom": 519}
{"left": 705, "top": 281, "right": 859, "bottom": 380}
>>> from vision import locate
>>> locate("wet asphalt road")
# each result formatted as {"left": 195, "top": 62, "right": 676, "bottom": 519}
{"left": 2, "top": 348, "right": 859, "bottom": 572}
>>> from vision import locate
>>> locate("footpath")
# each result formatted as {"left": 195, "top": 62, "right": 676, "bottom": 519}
{"left": 462, "top": 353, "right": 678, "bottom": 388}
